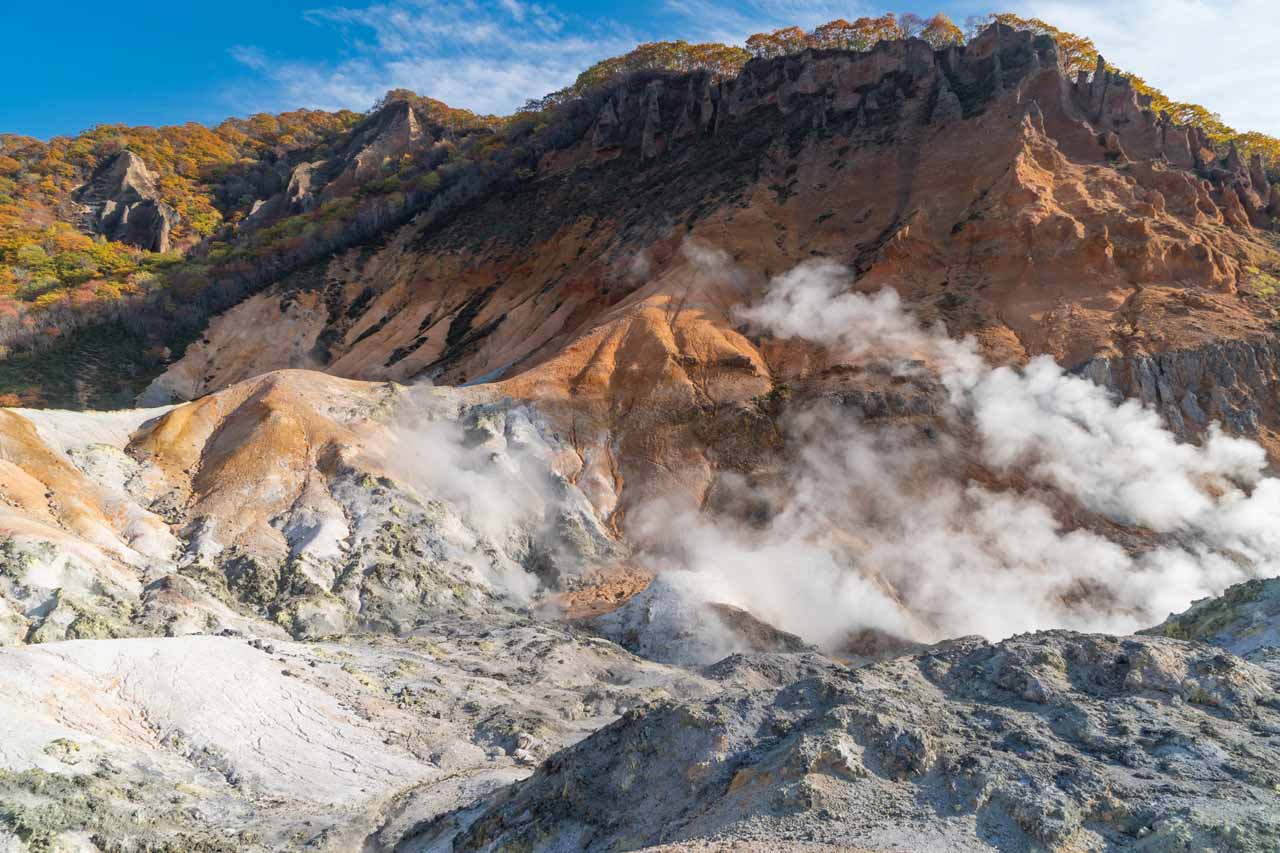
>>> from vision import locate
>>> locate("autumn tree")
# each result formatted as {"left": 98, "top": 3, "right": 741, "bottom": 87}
{"left": 810, "top": 19, "right": 859, "bottom": 50}
{"left": 1234, "top": 131, "right": 1280, "bottom": 172}
{"left": 524, "top": 40, "right": 753, "bottom": 110}
{"left": 766, "top": 14, "right": 910, "bottom": 55}
{"left": 917, "top": 13, "right": 965, "bottom": 48}
{"left": 686, "top": 42, "right": 754, "bottom": 75}
{"left": 745, "top": 26, "right": 810, "bottom": 59}
{"left": 848, "top": 14, "right": 906, "bottom": 49}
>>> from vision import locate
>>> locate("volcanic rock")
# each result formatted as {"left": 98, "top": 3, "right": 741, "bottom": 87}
{"left": 427, "top": 631, "right": 1280, "bottom": 852}
{"left": 73, "top": 150, "right": 178, "bottom": 252}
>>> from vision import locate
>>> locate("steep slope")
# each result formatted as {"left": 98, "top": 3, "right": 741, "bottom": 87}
{"left": 0, "top": 369, "right": 619, "bottom": 644}
{"left": 128, "top": 27, "right": 1280, "bottom": 521}
{"left": 147, "top": 26, "right": 1280, "bottom": 408}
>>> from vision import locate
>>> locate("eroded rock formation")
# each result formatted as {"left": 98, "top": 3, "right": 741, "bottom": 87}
{"left": 73, "top": 150, "right": 178, "bottom": 252}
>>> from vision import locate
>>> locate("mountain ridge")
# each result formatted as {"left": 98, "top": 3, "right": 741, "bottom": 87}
{"left": 1, "top": 20, "right": 1278, "bottom": 411}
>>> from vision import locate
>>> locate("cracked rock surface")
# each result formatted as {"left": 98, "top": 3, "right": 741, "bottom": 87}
{"left": 425, "top": 632, "right": 1280, "bottom": 853}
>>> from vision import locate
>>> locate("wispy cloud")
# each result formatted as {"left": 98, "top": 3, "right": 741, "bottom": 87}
{"left": 230, "top": 0, "right": 637, "bottom": 115}
{"left": 1016, "top": 0, "right": 1280, "bottom": 135}
{"left": 227, "top": 0, "right": 882, "bottom": 116}
{"left": 660, "top": 0, "right": 876, "bottom": 45}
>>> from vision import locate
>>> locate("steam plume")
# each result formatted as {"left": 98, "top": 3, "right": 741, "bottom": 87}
{"left": 633, "top": 259, "right": 1279, "bottom": 650}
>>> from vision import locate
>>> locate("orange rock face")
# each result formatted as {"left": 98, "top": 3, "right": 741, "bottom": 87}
{"left": 132, "top": 26, "right": 1280, "bottom": 522}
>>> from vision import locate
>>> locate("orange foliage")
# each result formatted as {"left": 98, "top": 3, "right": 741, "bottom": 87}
{"left": 746, "top": 26, "right": 811, "bottom": 58}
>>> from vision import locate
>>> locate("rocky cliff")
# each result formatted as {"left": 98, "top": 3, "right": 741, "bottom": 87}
{"left": 124, "top": 25, "right": 1280, "bottom": 531}
{"left": 1083, "top": 338, "right": 1280, "bottom": 456}
{"left": 145, "top": 25, "right": 1279, "bottom": 418}
{"left": 72, "top": 150, "right": 178, "bottom": 252}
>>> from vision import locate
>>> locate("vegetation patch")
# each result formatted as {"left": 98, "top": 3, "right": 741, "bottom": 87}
{"left": 1244, "top": 265, "right": 1280, "bottom": 300}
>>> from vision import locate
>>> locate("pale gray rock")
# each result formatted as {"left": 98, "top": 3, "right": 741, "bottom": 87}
{"left": 1081, "top": 338, "right": 1280, "bottom": 438}
{"left": 73, "top": 150, "right": 178, "bottom": 252}
{"left": 427, "top": 631, "right": 1280, "bottom": 852}
{"left": 1144, "top": 576, "right": 1280, "bottom": 665}
{"left": 0, "top": 622, "right": 715, "bottom": 851}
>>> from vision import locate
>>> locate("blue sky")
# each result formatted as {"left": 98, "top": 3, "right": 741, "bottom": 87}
{"left": 4, "top": 0, "right": 1276, "bottom": 140}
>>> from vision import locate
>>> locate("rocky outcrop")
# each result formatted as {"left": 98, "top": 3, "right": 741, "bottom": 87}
{"left": 428, "top": 630, "right": 1280, "bottom": 852}
{"left": 1249, "top": 153, "right": 1271, "bottom": 200}
{"left": 242, "top": 159, "right": 326, "bottom": 225}
{"left": 1060, "top": 54, "right": 1279, "bottom": 230}
{"left": 1144, "top": 576, "right": 1280, "bottom": 661}
{"left": 929, "top": 73, "right": 962, "bottom": 124}
{"left": 0, "top": 371, "right": 619, "bottom": 644}
{"left": 315, "top": 97, "right": 427, "bottom": 199}
{"left": 1081, "top": 338, "right": 1280, "bottom": 438}
{"left": 589, "top": 573, "right": 813, "bottom": 665}
{"left": 234, "top": 95, "right": 447, "bottom": 235}
{"left": 73, "top": 150, "right": 177, "bottom": 251}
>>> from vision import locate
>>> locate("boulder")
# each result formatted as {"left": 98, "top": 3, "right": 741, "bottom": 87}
{"left": 285, "top": 160, "right": 322, "bottom": 213}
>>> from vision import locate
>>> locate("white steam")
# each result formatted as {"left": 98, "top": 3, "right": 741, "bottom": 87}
{"left": 633, "top": 259, "right": 1280, "bottom": 649}
{"left": 366, "top": 257, "right": 1278, "bottom": 656}
{"left": 383, "top": 391, "right": 613, "bottom": 603}
{"left": 739, "top": 260, "right": 1280, "bottom": 559}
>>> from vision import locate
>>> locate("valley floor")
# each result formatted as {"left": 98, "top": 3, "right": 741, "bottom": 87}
{"left": 3, "top": 595, "right": 1279, "bottom": 852}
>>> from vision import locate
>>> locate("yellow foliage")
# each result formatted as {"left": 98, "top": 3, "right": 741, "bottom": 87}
{"left": 31, "top": 291, "right": 68, "bottom": 311}
{"left": 94, "top": 281, "right": 124, "bottom": 301}
{"left": 921, "top": 14, "right": 965, "bottom": 48}
{"left": 746, "top": 26, "right": 812, "bottom": 58}
{"left": 0, "top": 107, "right": 362, "bottom": 310}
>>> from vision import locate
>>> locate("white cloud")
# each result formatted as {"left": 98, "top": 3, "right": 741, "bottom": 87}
{"left": 661, "top": 0, "right": 875, "bottom": 44}
{"left": 231, "top": 0, "right": 636, "bottom": 115}
{"left": 1016, "top": 0, "right": 1280, "bottom": 135}
{"left": 229, "top": 0, "right": 885, "bottom": 116}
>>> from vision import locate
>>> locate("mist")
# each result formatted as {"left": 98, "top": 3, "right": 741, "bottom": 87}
{"left": 380, "top": 389, "right": 604, "bottom": 604}
{"left": 629, "top": 258, "right": 1279, "bottom": 650}
{"left": 390, "top": 410, "right": 550, "bottom": 546}
{"left": 369, "top": 258, "right": 1279, "bottom": 654}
